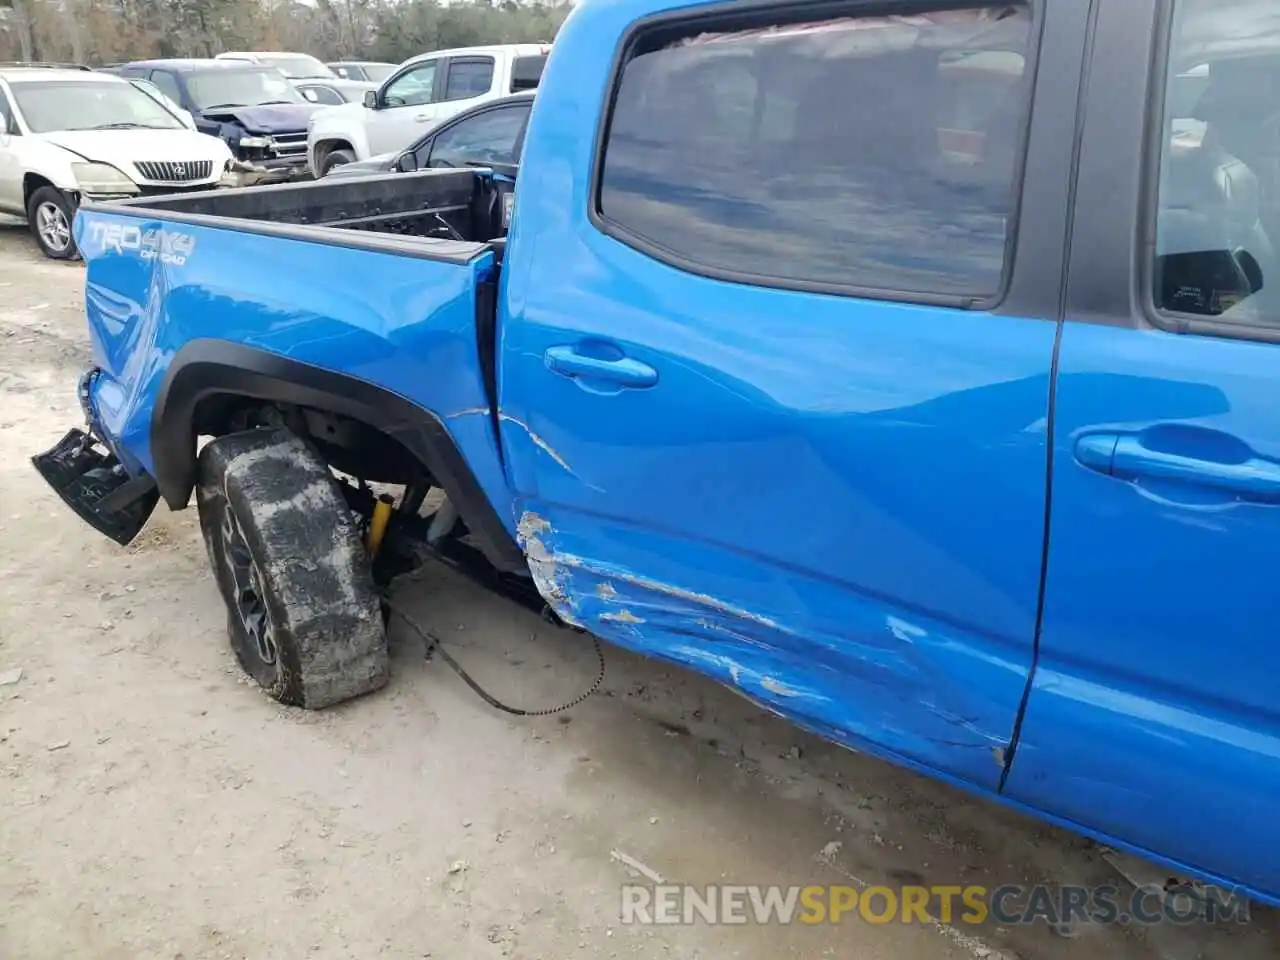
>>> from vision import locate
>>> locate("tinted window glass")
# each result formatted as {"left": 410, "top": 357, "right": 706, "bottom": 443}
{"left": 427, "top": 105, "right": 528, "bottom": 168}
{"left": 300, "top": 84, "right": 344, "bottom": 105}
{"left": 148, "top": 70, "right": 182, "bottom": 104}
{"left": 444, "top": 59, "right": 495, "bottom": 101}
{"left": 599, "top": 7, "right": 1033, "bottom": 299}
{"left": 511, "top": 55, "right": 546, "bottom": 91}
{"left": 385, "top": 61, "right": 437, "bottom": 107}
{"left": 1151, "top": 0, "right": 1280, "bottom": 327}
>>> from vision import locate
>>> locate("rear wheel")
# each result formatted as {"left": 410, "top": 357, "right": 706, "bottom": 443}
{"left": 196, "top": 427, "right": 390, "bottom": 709}
{"left": 27, "top": 186, "right": 78, "bottom": 260}
{"left": 321, "top": 148, "right": 357, "bottom": 176}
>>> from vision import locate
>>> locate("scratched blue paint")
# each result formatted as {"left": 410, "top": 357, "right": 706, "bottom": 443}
{"left": 501, "top": 0, "right": 1053, "bottom": 792}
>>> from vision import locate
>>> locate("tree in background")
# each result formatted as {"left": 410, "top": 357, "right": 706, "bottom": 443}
{"left": 0, "top": 0, "right": 570, "bottom": 65}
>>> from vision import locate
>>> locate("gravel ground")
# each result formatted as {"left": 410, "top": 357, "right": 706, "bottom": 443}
{"left": 0, "top": 220, "right": 1273, "bottom": 960}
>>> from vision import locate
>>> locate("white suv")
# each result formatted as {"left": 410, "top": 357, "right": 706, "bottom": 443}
{"left": 307, "top": 43, "right": 549, "bottom": 177}
{"left": 0, "top": 66, "right": 234, "bottom": 259}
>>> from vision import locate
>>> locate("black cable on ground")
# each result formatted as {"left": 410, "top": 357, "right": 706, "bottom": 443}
{"left": 381, "top": 594, "right": 606, "bottom": 717}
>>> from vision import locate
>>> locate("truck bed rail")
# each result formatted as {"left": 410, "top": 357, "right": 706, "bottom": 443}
{"left": 112, "top": 169, "right": 484, "bottom": 240}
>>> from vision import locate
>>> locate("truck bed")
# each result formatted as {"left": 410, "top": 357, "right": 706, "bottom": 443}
{"left": 71, "top": 159, "right": 517, "bottom": 568}
{"left": 100, "top": 167, "right": 512, "bottom": 253}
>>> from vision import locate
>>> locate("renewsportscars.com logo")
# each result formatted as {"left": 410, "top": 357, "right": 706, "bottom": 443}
{"left": 83, "top": 221, "right": 196, "bottom": 266}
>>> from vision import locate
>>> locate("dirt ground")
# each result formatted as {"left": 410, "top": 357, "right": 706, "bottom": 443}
{"left": 0, "top": 221, "right": 1274, "bottom": 960}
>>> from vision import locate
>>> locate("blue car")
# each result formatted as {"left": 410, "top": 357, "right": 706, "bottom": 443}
{"left": 116, "top": 59, "right": 321, "bottom": 176}
{"left": 31, "top": 0, "right": 1280, "bottom": 911}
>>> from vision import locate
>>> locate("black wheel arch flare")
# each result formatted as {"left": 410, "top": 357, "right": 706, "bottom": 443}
{"left": 150, "top": 339, "right": 526, "bottom": 572}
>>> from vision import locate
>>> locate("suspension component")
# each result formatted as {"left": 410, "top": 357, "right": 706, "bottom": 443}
{"left": 365, "top": 493, "right": 395, "bottom": 558}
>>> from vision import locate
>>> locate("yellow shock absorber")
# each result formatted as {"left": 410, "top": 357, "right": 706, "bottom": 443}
{"left": 366, "top": 493, "right": 395, "bottom": 558}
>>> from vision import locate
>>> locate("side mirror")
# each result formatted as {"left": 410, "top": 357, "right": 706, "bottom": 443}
{"left": 362, "top": 90, "right": 378, "bottom": 109}
{"left": 396, "top": 151, "right": 419, "bottom": 172}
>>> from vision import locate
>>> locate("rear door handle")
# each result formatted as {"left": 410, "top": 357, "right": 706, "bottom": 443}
{"left": 413, "top": 113, "right": 431, "bottom": 122}
{"left": 544, "top": 345, "right": 657, "bottom": 389}
{"left": 1076, "top": 432, "right": 1280, "bottom": 502}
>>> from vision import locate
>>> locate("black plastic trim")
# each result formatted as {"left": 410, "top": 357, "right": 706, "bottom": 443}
{"left": 1063, "top": 0, "right": 1162, "bottom": 327}
{"left": 151, "top": 340, "right": 526, "bottom": 572}
{"left": 995, "top": 0, "right": 1093, "bottom": 322}
{"left": 586, "top": 0, "right": 1053, "bottom": 316}
{"left": 32, "top": 428, "right": 160, "bottom": 547}
{"left": 474, "top": 274, "right": 504, "bottom": 471}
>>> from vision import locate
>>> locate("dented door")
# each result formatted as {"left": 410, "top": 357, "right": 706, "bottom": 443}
{"left": 498, "top": 0, "right": 1087, "bottom": 788}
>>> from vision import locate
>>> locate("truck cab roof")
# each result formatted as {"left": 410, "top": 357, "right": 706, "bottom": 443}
{"left": 399, "top": 43, "right": 551, "bottom": 69}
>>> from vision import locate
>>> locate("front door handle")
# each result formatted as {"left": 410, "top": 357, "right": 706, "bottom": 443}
{"left": 1075, "top": 431, "right": 1280, "bottom": 503}
{"left": 413, "top": 113, "right": 431, "bottom": 122}
{"left": 544, "top": 345, "right": 658, "bottom": 389}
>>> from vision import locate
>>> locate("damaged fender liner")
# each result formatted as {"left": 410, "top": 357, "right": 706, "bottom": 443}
{"left": 151, "top": 339, "right": 526, "bottom": 572}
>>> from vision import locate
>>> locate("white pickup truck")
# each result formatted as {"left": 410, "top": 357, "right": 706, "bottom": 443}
{"left": 306, "top": 43, "right": 548, "bottom": 177}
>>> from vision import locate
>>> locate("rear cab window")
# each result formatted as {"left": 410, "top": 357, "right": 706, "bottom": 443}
{"left": 443, "top": 58, "right": 496, "bottom": 101}
{"left": 596, "top": 5, "right": 1035, "bottom": 302}
{"left": 511, "top": 55, "right": 547, "bottom": 92}
{"left": 1149, "top": 0, "right": 1280, "bottom": 333}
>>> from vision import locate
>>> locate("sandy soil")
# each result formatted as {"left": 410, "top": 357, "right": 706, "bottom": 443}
{"left": 0, "top": 222, "right": 1273, "bottom": 960}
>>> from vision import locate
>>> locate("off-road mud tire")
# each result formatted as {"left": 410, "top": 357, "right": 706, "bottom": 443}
{"left": 195, "top": 427, "right": 389, "bottom": 708}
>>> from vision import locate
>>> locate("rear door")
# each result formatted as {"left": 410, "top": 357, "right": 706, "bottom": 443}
{"left": 499, "top": 0, "right": 1089, "bottom": 788}
{"left": 366, "top": 58, "right": 440, "bottom": 155}
{"left": 1003, "top": 0, "right": 1280, "bottom": 899}
{"left": 435, "top": 55, "right": 500, "bottom": 124}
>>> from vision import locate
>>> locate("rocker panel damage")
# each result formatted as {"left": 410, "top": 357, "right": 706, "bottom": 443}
{"left": 515, "top": 510, "right": 1015, "bottom": 776}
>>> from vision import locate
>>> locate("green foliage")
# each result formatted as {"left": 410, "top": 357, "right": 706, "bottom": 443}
{"left": 363, "top": 0, "right": 563, "bottom": 61}
{"left": 0, "top": 0, "right": 572, "bottom": 67}
{"left": 367, "top": 0, "right": 566, "bottom": 61}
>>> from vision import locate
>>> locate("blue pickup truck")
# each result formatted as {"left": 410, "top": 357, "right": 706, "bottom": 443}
{"left": 30, "top": 0, "right": 1280, "bottom": 908}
